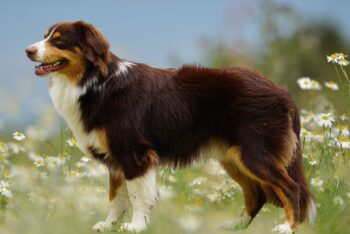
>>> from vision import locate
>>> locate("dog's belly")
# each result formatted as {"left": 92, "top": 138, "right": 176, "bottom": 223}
{"left": 48, "top": 74, "right": 105, "bottom": 155}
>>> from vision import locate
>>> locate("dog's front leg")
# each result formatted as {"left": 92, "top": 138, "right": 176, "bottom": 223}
{"left": 120, "top": 167, "right": 158, "bottom": 233}
{"left": 93, "top": 171, "right": 131, "bottom": 232}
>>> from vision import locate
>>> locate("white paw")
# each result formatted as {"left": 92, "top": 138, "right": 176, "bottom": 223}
{"left": 92, "top": 221, "right": 114, "bottom": 233}
{"left": 272, "top": 222, "right": 294, "bottom": 234}
{"left": 119, "top": 223, "right": 147, "bottom": 233}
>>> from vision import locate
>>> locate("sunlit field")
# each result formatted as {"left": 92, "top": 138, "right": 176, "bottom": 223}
{"left": 0, "top": 52, "right": 349, "bottom": 234}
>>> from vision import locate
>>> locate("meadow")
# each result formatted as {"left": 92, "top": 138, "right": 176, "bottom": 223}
{"left": 0, "top": 53, "right": 350, "bottom": 234}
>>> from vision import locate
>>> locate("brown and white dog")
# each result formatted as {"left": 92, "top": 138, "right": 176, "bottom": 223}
{"left": 26, "top": 21, "right": 315, "bottom": 233}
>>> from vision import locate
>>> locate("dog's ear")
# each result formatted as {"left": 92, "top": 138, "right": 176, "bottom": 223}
{"left": 76, "top": 21, "right": 110, "bottom": 77}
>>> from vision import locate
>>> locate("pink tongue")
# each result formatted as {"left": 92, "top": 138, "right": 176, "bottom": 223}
{"left": 41, "top": 65, "right": 52, "bottom": 71}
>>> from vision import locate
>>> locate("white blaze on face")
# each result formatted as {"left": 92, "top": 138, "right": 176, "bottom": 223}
{"left": 29, "top": 27, "right": 57, "bottom": 61}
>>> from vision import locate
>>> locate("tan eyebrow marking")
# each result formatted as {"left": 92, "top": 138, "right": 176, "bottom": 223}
{"left": 44, "top": 31, "right": 49, "bottom": 38}
{"left": 53, "top": 32, "right": 61, "bottom": 39}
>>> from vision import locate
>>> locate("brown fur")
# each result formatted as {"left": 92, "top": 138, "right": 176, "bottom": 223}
{"left": 109, "top": 173, "right": 123, "bottom": 201}
{"left": 26, "top": 20, "right": 315, "bottom": 231}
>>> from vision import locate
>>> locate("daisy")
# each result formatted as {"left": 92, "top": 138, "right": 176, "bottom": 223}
{"left": 12, "top": 131, "right": 26, "bottom": 141}
{"left": 300, "top": 128, "right": 312, "bottom": 141}
{"left": 315, "top": 113, "right": 335, "bottom": 128}
{"left": 66, "top": 138, "right": 77, "bottom": 147}
{"left": 310, "top": 131, "right": 324, "bottom": 142}
{"left": 326, "top": 52, "right": 349, "bottom": 65}
{"left": 297, "top": 77, "right": 321, "bottom": 90}
{"left": 300, "top": 115, "right": 313, "bottom": 124}
{"left": 46, "top": 156, "right": 65, "bottom": 169}
{"left": 336, "top": 136, "right": 350, "bottom": 149}
{"left": 327, "top": 53, "right": 338, "bottom": 63}
{"left": 324, "top": 81, "right": 339, "bottom": 90}
{"left": 34, "top": 158, "right": 46, "bottom": 167}
{"left": 81, "top": 156, "right": 92, "bottom": 163}
{"left": 339, "top": 113, "right": 348, "bottom": 121}
{"left": 308, "top": 158, "right": 318, "bottom": 166}
{"left": 338, "top": 58, "right": 349, "bottom": 66}
{"left": 297, "top": 77, "right": 312, "bottom": 90}
{"left": 337, "top": 52, "right": 348, "bottom": 60}
{"left": 336, "top": 125, "right": 349, "bottom": 137}
{"left": 310, "top": 177, "right": 324, "bottom": 191}
{"left": 0, "top": 180, "right": 13, "bottom": 198}
{"left": 310, "top": 80, "right": 322, "bottom": 90}
{"left": 29, "top": 152, "right": 46, "bottom": 167}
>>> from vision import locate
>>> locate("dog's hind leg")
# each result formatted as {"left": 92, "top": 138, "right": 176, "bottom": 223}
{"left": 220, "top": 159, "right": 266, "bottom": 230}
{"left": 227, "top": 134, "right": 300, "bottom": 234}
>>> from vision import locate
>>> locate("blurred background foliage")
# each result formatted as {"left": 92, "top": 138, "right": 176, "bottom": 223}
{"left": 195, "top": 1, "right": 350, "bottom": 112}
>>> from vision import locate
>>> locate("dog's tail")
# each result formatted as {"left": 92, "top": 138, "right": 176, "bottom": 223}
{"left": 288, "top": 109, "right": 316, "bottom": 224}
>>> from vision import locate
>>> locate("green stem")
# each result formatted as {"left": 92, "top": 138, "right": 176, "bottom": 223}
{"left": 334, "top": 66, "right": 343, "bottom": 84}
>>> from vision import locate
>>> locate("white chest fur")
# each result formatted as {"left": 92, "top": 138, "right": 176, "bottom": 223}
{"left": 48, "top": 75, "right": 103, "bottom": 154}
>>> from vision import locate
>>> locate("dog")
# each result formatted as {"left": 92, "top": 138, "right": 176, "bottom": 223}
{"left": 26, "top": 21, "right": 315, "bottom": 233}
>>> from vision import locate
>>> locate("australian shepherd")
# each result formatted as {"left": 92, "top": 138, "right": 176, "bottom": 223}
{"left": 26, "top": 21, "right": 315, "bottom": 233}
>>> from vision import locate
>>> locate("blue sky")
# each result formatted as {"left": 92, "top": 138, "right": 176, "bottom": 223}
{"left": 0, "top": 0, "right": 349, "bottom": 123}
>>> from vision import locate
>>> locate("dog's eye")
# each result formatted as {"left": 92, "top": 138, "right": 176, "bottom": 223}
{"left": 52, "top": 36, "right": 65, "bottom": 45}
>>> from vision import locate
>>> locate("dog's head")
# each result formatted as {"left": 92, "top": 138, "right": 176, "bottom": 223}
{"left": 26, "top": 21, "right": 110, "bottom": 80}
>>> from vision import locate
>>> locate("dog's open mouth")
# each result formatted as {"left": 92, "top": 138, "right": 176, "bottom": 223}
{"left": 35, "top": 59, "right": 68, "bottom": 76}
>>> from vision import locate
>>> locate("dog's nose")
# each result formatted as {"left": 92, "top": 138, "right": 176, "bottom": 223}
{"left": 26, "top": 46, "right": 37, "bottom": 57}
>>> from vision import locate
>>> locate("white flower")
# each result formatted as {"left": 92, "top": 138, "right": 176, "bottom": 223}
{"left": 310, "top": 132, "right": 324, "bottom": 142}
{"left": 310, "top": 177, "right": 324, "bottom": 191}
{"left": 12, "top": 131, "right": 26, "bottom": 141}
{"left": 337, "top": 52, "right": 348, "bottom": 60}
{"left": 324, "top": 81, "right": 339, "bottom": 90}
{"left": 327, "top": 54, "right": 338, "bottom": 63}
{"left": 0, "top": 180, "right": 13, "bottom": 198}
{"left": 297, "top": 77, "right": 312, "bottom": 90}
{"left": 340, "top": 113, "right": 348, "bottom": 121}
{"left": 336, "top": 125, "right": 349, "bottom": 137}
{"left": 66, "top": 138, "right": 77, "bottom": 147}
{"left": 338, "top": 58, "right": 349, "bottom": 66}
{"left": 190, "top": 177, "right": 206, "bottom": 186}
{"left": 335, "top": 137, "right": 350, "bottom": 149}
{"left": 326, "top": 52, "right": 349, "bottom": 66}
{"left": 46, "top": 156, "right": 65, "bottom": 169}
{"left": 80, "top": 156, "right": 92, "bottom": 163}
{"left": 310, "top": 80, "right": 322, "bottom": 90}
{"left": 315, "top": 113, "right": 335, "bottom": 128}
{"left": 297, "top": 77, "right": 321, "bottom": 90}
{"left": 29, "top": 152, "right": 46, "bottom": 167}
{"left": 308, "top": 158, "right": 318, "bottom": 166}
{"left": 300, "top": 128, "right": 312, "bottom": 141}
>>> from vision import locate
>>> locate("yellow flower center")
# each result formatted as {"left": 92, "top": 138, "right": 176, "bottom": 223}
{"left": 339, "top": 136, "right": 350, "bottom": 142}
{"left": 321, "top": 116, "right": 329, "bottom": 121}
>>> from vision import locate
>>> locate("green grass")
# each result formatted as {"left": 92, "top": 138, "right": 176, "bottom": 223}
{"left": 1, "top": 53, "right": 350, "bottom": 234}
